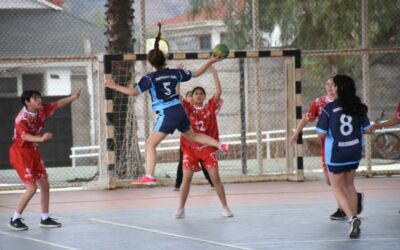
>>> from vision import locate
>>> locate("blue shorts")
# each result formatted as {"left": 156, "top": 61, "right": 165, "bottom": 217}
{"left": 327, "top": 163, "right": 359, "bottom": 174}
{"left": 154, "top": 104, "right": 190, "bottom": 134}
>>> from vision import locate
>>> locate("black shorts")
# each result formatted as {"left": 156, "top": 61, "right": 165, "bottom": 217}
{"left": 327, "top": 163, "right": 359, "bottom": 174}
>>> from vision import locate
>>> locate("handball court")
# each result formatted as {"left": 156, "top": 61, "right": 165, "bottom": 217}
{"left": 0, "top": 177, "right": 399, "bottom": 250}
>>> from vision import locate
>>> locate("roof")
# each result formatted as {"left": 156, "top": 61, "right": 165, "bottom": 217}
{"left": 0, "top": 9, "right": 106, "bottom": 57}
{"left": 160, "top": 1, "right": 228, "bottom": 27}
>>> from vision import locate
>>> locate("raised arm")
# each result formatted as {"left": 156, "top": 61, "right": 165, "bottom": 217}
{"left": 193, "top": 55, "right": 221, "bottom": 78}
{"left": 57, "top": 89, "right": 81, "bottom": 108}
{"left": 105, "top": 78, "right": 139, "bottom": 96}
{"left": 210, "top": 66, "right": 221, "bottom": 100}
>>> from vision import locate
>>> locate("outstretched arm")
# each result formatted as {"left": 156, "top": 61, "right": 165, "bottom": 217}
{"left": 105, "top": 78, "right": 139, "bottom": 96}
{"left": 290, "top": 117, "right": 309, "bottom": 144}
{"left": 24, "top": 132, "right": 53, "bottom": 143}
{"left": 210, "top": 66, "right": 222, "bottom": 101}
{"left": 193, "top": 55, "right": 221, "bottom": 78}
{"left": 373, "top": 116, "right": 400, "bottom": 130}
{"left": 57, "top": 89, "right": 81, "bottom": 108}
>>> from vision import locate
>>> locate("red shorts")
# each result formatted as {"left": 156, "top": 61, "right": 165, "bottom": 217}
{"left": 320, "top": 137, "right": 327, "bottom": 172}
{"left": 9, "top": 144, "right": 48, "bottom": 185}
{"left": 182, "top": 147, "right": 218, "bottom": 172}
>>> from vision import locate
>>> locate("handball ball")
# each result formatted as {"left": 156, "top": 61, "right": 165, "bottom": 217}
{"left": 214, "top": 43, "right": 229, "bottom": 58}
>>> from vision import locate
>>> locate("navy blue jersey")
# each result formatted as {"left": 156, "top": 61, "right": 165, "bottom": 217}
{"left": 135, "top": 68, "right": 192, "bottom": 112}
{"left": 316, "top": 100, "right": 371, "bottom": 166}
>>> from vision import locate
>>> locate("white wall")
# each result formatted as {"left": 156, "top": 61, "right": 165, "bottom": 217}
{"left": 45, "top": 68, "right": 71, "bottom": 95}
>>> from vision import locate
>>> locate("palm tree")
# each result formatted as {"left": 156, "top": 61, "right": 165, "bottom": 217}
{"left": 105, "top": 0, "right": 144, "bottom": 180}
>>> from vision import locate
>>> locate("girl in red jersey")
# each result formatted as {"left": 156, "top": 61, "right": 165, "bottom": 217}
{"left": 290, "top": 77, "right": 363, "bottom": 220}
{"left": 176, "top": 66, "right": 233, "bottom": 219}
{"left": 8, "top": 90, "right": 81, "bottom": 231}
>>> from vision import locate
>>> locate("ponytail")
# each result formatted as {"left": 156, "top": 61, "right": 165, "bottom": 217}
{"left": 148, "top": 22, "right": 166, "bottom": 69}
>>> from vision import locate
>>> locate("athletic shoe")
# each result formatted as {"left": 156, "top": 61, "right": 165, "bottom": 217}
{"left": 222, "top": 209, "right": 234, "bottom": 217}
{"left": 175, "top": 208, "right": 185, "bottom": 219}
{"left": 357, "top": 192, "right": 364, "bottom": 215}
{"left": 131, "top": 176, "right": 157, "bottom": 185}
{"left": 39, "top": 217, "right": 62, "bottom": 228}
{"left": 349, "top": 217, "right": 361, "bottom": 238}
{"left": 219, "top": 143, "right": 229, "bottom": 153}
{"left": 9, "top": 218, "right": 28, "bottom": 231}
{"left": 173, "top": 187, "right": 180, "bottom": 191}
{"left": 330, "top": 208, "right": 346, "bottom": 220}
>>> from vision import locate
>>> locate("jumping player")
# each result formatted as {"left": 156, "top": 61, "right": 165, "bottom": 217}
{"left": 316, "top": 74, "right": 372, "bottom": 238}
{"left": 9, "top": 89, "right": 81, "bottom": 230}
{"left": 176, "top": 66, "right": 233, "bottom": 218}
{"left": 290, "top": 77, "right": 364, "bottom": 220}
{"left": 105, "top": 23, "right": 228, "bottom": 185}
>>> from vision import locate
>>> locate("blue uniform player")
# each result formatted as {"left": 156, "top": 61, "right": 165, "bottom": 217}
{"left": 105, "top": 23, "right": 228, "bottom": 185}
{"left": 316, "top": 74, "right": 372, "bottom": 239}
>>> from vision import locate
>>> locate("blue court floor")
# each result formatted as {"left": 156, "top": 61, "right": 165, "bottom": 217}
{"left": 0, "top": 177, "right": 399, "bottom": 250}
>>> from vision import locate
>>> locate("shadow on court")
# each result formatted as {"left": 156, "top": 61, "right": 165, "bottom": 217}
{"left": 0, "top": 177, "right": 399, "bottom": 250}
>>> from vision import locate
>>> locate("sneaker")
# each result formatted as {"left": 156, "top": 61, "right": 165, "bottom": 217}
{"left": 349, "top": 217, "right": 361, "bottom": 238}
{"left": 131, "top": 176, "right": 157, "bottom": 185}
{"left": 9, "top": 218, "right": 28, "bottom": 231}
{"left": 219, "top": 143, "right": 229, "bottom": 153}
{"left": 357, "top": 192, "right": 364, "bottom": 215}
{"left": 175, "top": 208, "right": 185, "bottom": 219}
{"left": 39, "top": 217, "right": 62, "bottom": 228}
{"left": 222, "top": 209, "right": 234, "bottom": 217}
{"left": 330, "top": 208, "right": 346, "bottom": 220}
{"left": 173, "top": 187, "right": 180, "bottom": 191}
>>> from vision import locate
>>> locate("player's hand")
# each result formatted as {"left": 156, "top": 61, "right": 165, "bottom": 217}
{"left": 210, "top": 54, "right": 223, "bottom": 63}
{"left": 105, "top": 79, "right": 117, "bottom": 89}
{"left": 372, "top": 123, "right": 381, "bottom": 131}
{"left": 72, "top": 89, "right": 81, "bottom": 100}
{"left": 290, "top": 133, "right": 298, "bottom": 145}
{"left": 41, "top": 132, "right": 53, "bottom": 142}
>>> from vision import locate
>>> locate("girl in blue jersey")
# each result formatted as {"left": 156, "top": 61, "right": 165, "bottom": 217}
{"left": 316, "top": 74, "right": 372, "bottom": 238}
{"left": 105, "top": 23, "right": 228, "bottom": 185}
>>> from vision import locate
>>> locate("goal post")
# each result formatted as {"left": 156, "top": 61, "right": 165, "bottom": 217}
{"left": 96, "top": 49, "right": 303, "bottom": 189}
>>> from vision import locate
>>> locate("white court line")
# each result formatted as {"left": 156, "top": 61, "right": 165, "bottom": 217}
{"left": 0, "top": 230, "right": 79, "bottom": 250}
{"left": 235, "top": 237, "right": 400, "bottom": 246}
{"left": 89, "top": 218, "right": 252, "bottom": 250}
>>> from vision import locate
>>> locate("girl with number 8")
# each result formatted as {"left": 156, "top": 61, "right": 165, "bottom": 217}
{"left": 316, "top": 74, "right": 372, "bottom": 238}
{"left": 105, "top": 23, "right": 228, "bottom": 185}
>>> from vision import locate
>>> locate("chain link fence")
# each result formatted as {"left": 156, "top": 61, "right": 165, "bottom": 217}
{"left": 0, "top": 0, "right": 399, "bottom": 190}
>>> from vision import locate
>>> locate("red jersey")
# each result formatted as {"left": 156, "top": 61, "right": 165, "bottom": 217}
{"left": 181, "top": 96, "right": 221, "bottom": 151}
{"left": 396, "top": 103, "right": 400, "bottom": 120}
{"left": 12, "top": 103, "right": 58, "bottom": 148}
{"left": 305, "top": 96, "right": 333, "bottom": 122}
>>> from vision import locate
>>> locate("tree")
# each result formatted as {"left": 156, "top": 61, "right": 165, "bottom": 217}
{"left": 105, "top": 0, "right": 144, "bottom": 180}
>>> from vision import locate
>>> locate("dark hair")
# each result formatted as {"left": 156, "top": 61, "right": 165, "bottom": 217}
{"left": 333, "top": 74, "right": 367, "bottom": 116}
{"left": 191, "top": 86, "right": 206, "bottom": 96}
{"left": 185, "top": 91, "right": 192, "bottom": 98}
{"left": 21, "top": 90, "right": 41, "bottom": 107}
{"left": 147, "top": 23, "right": 166, "bottom": 69}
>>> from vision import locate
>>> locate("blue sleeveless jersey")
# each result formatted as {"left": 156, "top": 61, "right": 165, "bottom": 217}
{"left": 135, "top": 68, "right": 192, "bottom": 112}
{"left": 316, "top": 100, "right": 371, "bottom": 166}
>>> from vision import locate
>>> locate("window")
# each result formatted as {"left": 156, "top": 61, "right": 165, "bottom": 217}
{"left": 199, "top": 34, "right": 211, "bottom": 50}
{"left": 0, "top": 77, "right": 17, "bottom": 96}
{"left": 22, "top": 74, "right": 43, "bottom": 92}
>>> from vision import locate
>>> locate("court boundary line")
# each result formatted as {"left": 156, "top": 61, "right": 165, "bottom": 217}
{"left": 89, "top": 218, "right": 252, "bottom": 250}
{"left": 234, "top": 237, "right": 400, "bottom": 246}
{"left": 0, "top": 230, "right": 79, "bottom": 250}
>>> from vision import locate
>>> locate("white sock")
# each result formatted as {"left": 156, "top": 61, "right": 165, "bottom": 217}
{"left": 41, "top": 213, "right": 49, "bottom": 220}
{"left": 145, "top": 175, "right": 154, "bottom": 179}
{"left": 12, "top": 212, "right": 21, "bottom": 221}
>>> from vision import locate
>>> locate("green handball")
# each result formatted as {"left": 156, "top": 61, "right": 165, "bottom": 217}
{"left": 214, "top": 43, "right": 229, "bottom": 58}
